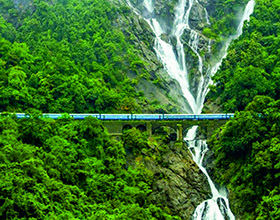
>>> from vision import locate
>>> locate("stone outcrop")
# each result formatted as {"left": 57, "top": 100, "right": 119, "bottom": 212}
{"left": 189, "top": 1, "right": 208, "bottom": 30}
{"left": 128, "top": 139, "right": 211, "bottom": 219}
{"left": 148, "top": 146, "right": 211, "bottom": 219}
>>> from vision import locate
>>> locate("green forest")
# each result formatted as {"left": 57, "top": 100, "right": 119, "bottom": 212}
{"left": 0, "top": 0, "right": 154, "bottom": 114}
{"left": 207, "top": 0, "right": 280, "bottom": 219}
{"left": 0, "top": 0, "right": 280, "bottom": 219}
{"left": 0, "top": 115, "right": 180, "bottom": 219}
{"left": 0, "top": 0, "right": 181, "bottom": 219}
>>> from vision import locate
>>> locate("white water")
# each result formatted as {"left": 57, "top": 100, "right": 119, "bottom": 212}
{"left": 143, "top": 0, "right": 153, "bottom": 12}
{"left": 185, "top": 126, "right": 235, "bottom": 219}
{"left": 126, "top": 0, "right": 255, "bottom": 219}
{"left": 187, "top": 3, "right": 255, "bottom": 217}
{"left": 205, "top": 8, "right": 211, "bottom": 25}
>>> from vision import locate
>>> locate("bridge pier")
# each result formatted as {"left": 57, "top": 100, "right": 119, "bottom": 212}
{"left": 147, "top": 122, "right": 152, "bottom": 138}
{"left": 177, "top": 124, "right": 183, "bottom": 142}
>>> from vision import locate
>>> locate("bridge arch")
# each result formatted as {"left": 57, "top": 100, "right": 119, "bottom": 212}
{"left": 102, "top": 118, "right": 229, "bottom": 141}
{"left": 136, "top": 124, "right": 147, "bottom": 132}
{"left": 153, "top": 126, "right": 176, "bottom": 134}
{"left": 122, "top": 124, "right": 133, "bottom": 132}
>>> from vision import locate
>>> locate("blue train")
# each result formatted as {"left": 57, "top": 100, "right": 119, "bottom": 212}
{"left": 4, "top": 113, "right": 234, "bottom": 120}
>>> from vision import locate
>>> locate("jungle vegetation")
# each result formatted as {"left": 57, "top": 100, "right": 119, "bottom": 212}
{"left": 0, "top": 115, "right": 179, "bottom": 219}
{"left": 1, "top": 0, "right": 280, "bottom": 219}
{"left": 0, "top": 0, "right": 152, "bottom": 114}
{"left": 0, "top": 0, "right": 181, "bottom": 219}
{"left": 208, "top": 0, "right": 280, "bottom": 112}
{"left": 208, "top": 0, "right": 280, "bottom": 219}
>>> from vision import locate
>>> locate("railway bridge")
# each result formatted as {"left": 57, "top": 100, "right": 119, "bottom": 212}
{"left": 6, "top": 113, "right": 234, "bottom": 141}
{"left": 103, "top": 119, "right": 228, "bottom": 141}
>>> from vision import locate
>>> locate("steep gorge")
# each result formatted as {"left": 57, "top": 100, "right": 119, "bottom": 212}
{"left": 121, "top": 0, "right": 255, "bottom": 219}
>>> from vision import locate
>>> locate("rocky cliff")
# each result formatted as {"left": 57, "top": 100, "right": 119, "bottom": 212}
{"left": 125, "top": 131, "right": 211, "bottom": 220}
{"left": 147, "top": 144, "right": 210, "bottom": 219}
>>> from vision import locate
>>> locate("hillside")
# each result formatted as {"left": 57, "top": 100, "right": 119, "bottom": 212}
{"left": 207, "top": 0, "right": 280, "bottom": 219}
{"left": 1, "top": 0, "right": 280, "bottom": 219}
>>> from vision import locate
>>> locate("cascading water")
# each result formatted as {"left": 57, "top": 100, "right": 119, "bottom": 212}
{"left": 185, "top": 126, "right": 235, "bottom": 219}
{"left": 126, "top": 0, "right": 255, "bottom": 219}
{"left": 186, "top": 2, "right": 255, "bottom": 218}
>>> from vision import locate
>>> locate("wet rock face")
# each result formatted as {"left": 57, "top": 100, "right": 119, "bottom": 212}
{"left": 115, "top": 1, "right": 192, "bottom": 113}
{"left": 189, "top": 2, "right": 207, "bottom": 30}
{"left": 125, "top": 0, "right": 216, "bottom": 104}
{"left": 144, "top": 143, "right": 211, "bottom": 219}
{"left": 203, "top": 147, "right": 215, "bottom": 177}
{"left": 125, "top": 128, "right": 212, "bottom": 219}
{"left": 129, "top": 0, "right": 211, "bottom": 34}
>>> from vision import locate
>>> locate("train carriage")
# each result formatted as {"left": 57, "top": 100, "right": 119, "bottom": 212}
{"left": 196, "top": 114, "right": 234, "bottom": 120}
{"left": 15, "top": 113, "right": 27, "bottom": 119}
{"left": 163, "top": 114, "right": 196, "bottom": 120}
{"left": 70, "top": 114, "right": 100, "bottom": 120}
{"left": 101, "top": 114, "right": 132, "bottom": 120}
{"left": 132, "top": 114, "right": 163, "bottom": 120}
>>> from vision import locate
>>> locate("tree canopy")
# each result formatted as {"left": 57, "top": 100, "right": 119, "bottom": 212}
{"left": 0, "top": 115, "right": 180, "bottom": 219}
{"left": 0, "top": 0, "right": 152, "bottom": 113}
{"left": 209, "top": 96, "right": 280, "bottom": 219}
{"left": 0, "top": 0, "right": 182, "bottom": 218}
{"left": 207, "top": 0, "right": 280, "bottom": 218}
{"left": 208, "top": 0, "right": 280, "bottom": 112}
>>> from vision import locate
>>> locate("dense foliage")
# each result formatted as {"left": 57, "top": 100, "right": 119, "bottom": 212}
{"left": 0, "top": 115, "right": 179, "bottom": 219}
{"left": 1, "top": 0, "right": 279, "bottom": 219}
{"left": 208, "top": 0, "right": 280, "bottom": 219}
{"left": 209, "top": 96, "right": 280, "bottom": 219}
{"left": 208, "top": 0, "right": 249, "bottom": 37}
{"left": 0, "top": 0, "right": 182, "bottom": 219}
{"left": 208, "top": 0, "right": 280, "bottom": 112}
{"left": 0, "top": 0, "right": 151, "bottom": 113}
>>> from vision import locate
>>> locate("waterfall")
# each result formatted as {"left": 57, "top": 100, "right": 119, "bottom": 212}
{"left": 204, "top": 8, "right": 211, "bottom": 25}
{"left": 187, "top": 2, "right": 255, "bottom": 218}
{"left": 185, "top": 126, "right": 235, "bottom": 219}
{"left": 143, "top": 0, "right": 153, "bottom": 12}
{"left": 126, "top": 0, "right": 255, "bottom": 219}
